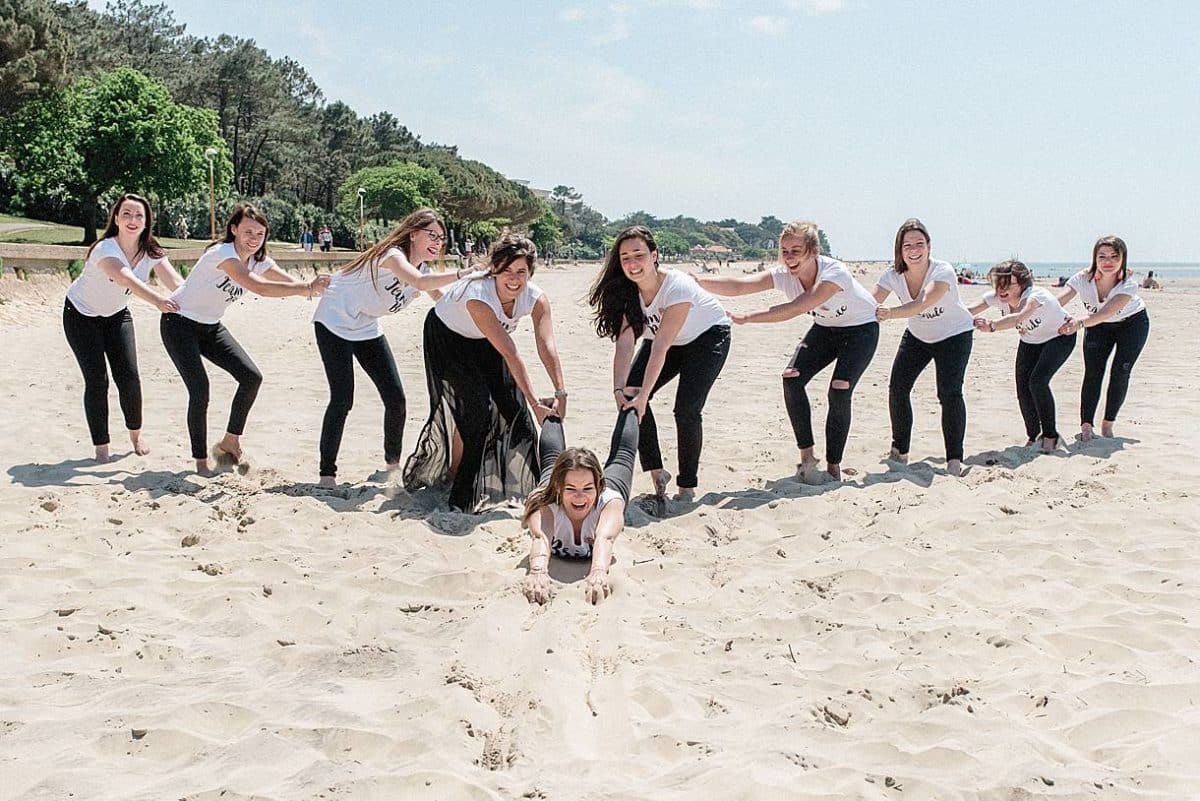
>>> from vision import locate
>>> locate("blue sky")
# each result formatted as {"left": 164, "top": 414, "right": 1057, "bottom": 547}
{"left": 92, "top": 0, "right": 1200, "bottom": 261}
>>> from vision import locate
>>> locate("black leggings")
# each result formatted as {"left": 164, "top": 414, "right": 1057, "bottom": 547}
{"left": 537, "top": 408, "right": 639, "bottom": 504}
{"left": 160, "top": 313, "right": 263, "bottom": 459}
{"left": 1014, "top": 333, "right": 1076, "bottom": 442}
{"left": 314, "top": 323, "right": 407, "bottom": 478}
{"left": 1080, "top": 310, "right": 1149, "bottom": 425}
{"left": 783, "top": 321, "right": 879, "bottom": 465}
{"left": 888, "top": 329, "right": 973, "bottom": 461}
{"left": 63, "top": 298, "right": 142, "bottom": 446}
{"left": 626, "top": 324, "right": 730, "bottom": 489}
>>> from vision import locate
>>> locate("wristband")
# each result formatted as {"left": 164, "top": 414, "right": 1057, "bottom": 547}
{"left": 554, "top": 389, "right": 568, "bottom": 399}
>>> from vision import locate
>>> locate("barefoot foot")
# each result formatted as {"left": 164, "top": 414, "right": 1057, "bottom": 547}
{"left": 1100, "top": 420, "right": 1115, "bottom": 438}
{"left": 827, "top": 463, "right": 843, "bottom": 481}
{"left": 887, "top": 448, "right": 908, "bottom": 464}
{"left": 796, "top": 458, "right": 827, "bottom": 485}
{"left": 195, "top": 458, "right": 215, "bottom": 477}
{"left": 128, "top": 430, "right": 150, "bottom": 456}
{"left": 946, "top": 459, "right": 966, "bottom": 477}
{"left": 94, "top": 444, "right": 112, "bottom": 464}
{"left": 673, "top": 487, "right": 696, "bottom": 503}
{"left": 1041, "top": 436, "right": 1059, "bottom": 454}
{"left": 318, "top": 476, "right": 337, "bottom": 488}
{"left": 1077, "top": 423, "right": 1094, "bottom": 443}
{"left": 651, "top": 469, "right": 672, "bottom": 498}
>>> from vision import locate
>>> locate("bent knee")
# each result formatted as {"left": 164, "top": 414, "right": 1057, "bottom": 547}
{"left": 830, "top": 379, "right": 852, "bottom": 391}
{"left": 243, "top": 369, "right": 264, "bottom": 390}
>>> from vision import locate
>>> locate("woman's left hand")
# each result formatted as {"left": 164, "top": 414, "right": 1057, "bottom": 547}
{"left": 554, "top": 393, "right": 568, "bottom": 419}
{"left": 584, "top": 568, "right": 612, "bottom": 605}
{"left": 875, "top": 306, "right": 891, "bottom": 321}
{"left": 1058, "top": 317, "right": 1081, "bottom": 335}
{"left": 530, "top": 399, "right": 555, "bottom": 426}
{"left": 623, "top": 391, "right": 649, "bottom": 420}
{"left": 525, "top": 570, "right": 552, "bottom": 604}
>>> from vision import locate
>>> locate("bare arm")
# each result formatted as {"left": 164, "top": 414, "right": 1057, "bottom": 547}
{"left": 871, "top": 285, "right": 891, "bottom": 305}
{"left": 694, "top": 271, "right": 774, "bottom": 297}
{"left": 732, "top": 281, "right": 839, "bottom": 324}
{"left": 523, "top": 507, "right": 554, "bottom": 604}
{"left": 585, "top": 499, "right": 626, "bottom": 605}
{"left": 96, "top": 256, "right": 177, "bottom": 312}
{"left": 626, "top": 303, "right": 690, "bottom": 417}
{"left": 221, "top": 258, "right": 321, "bottom": 298}
{"left": 1064, "top": 290, "right": 1133, "bottom": 331}
{"left": 989, "top": 298, "right": 1042, "bottom": 332}
{"left": 382, "top": 250, "right": 474, "bottom": 291}
{"left": 530, "top": 295, "right": 567, "bottom": 417}
{"left": 151, "top": 258, "right": 184, "bottom": 292}
{"left": 611, "top": 323, "right": 636, "bottom": 394}
{"left": 1055, "top": 286, "right": 1078, "bottom": 307}
{"left": 878, "top": 280, "right": 951, "bottom": 321}
{"left": 467, "top": 299, "right": 544, "bottom": 413}
{"left": 966, "top": 298, "right": 991, "bottom": 316}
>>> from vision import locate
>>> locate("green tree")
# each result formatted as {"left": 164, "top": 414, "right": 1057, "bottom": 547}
{"left": 653, "top": 230, "right": 689, "bottom": 257}
{"left": 0, "top": 0, "right": 70, "bottom": 112}
{"left": 336, "top": 162, "right": 444, "bottom": 224}
{"left": 1, "top": 67, "right": 229, "bottom": 242}
{"left": 550, "top": 184, "right": 580, "bottom": 215}
{"left": 528, "top": 205, "right": 563, "bottom": 255}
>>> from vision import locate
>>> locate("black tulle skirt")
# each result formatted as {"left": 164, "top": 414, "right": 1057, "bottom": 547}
{"left": 402, "top": 309, "right": 538, "bottom": 512}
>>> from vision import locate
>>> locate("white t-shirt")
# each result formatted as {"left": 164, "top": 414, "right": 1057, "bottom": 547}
{"left": 875, "top": 259, "right": 975, "bottom": 343}
{"left": 66, "top": 238, "right": 163, "bottom": 317}
{"left": 772, "top": 256, "right": 878, "bottom": 327}
{"left": 313, "top": 250, "right": 429, "bottom": 340}
{"left": 639, "top": 269, "right": 729, "bottom": 345}
{"left": 170, "top": 242, "right": 275, "bottom": 324}
{"left": 435, "top": 275, "right": 543, "bottom": 339}
{"left": 1065, "top": 270, "right": 1146, "bottom": 322}
{"left": 984, "top": 286, "right": 1070, "bottom": 345}
{"left": 548, "top": 487, "right": 624, "bottom": 558}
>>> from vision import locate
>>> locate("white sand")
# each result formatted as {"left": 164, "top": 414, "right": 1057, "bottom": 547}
{"left": 1, "top": 265, "right": 1196, "bottom": 800}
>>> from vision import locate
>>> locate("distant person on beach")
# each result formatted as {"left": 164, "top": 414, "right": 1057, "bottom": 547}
{"left": 161, "top": 203, "right": 329, "bottom": 476}
{"left": 523, "top": 409, "right": 638, "bottom": 605}
{"left": 318, "top": 225, "right": 333, "bottom": 252}
{"left": 300, "top": 227, "right": 314, "bottom": 252}
{"left": 63, "top": 193, "right": 184, "bottom": 463}
{"left": 872, "top": 219, "right": 975, "bottom": 476}
{"left": 1055, "top": 236, "right": 1150, "bottom": 442}
{"left": 403, "top": 235, "right": 564, "bottom": 512}
{"left": 969, "top": 260, "right": 1074, "bottom": 454}
{"left": 589, "top": 226, "right": 731, "bottom": 503}
{"left": 1140, "top": 270, "right": 1160, "bottom": 290}
{"left": 695, "top": 220, "right": 878, "bottom": 483}
{"left": 312, "top": 208, "right": 476, "bottom": 488}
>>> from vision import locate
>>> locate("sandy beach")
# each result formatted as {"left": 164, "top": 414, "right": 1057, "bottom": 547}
{"left": 1, "top": 264, "right": 1197, "bottom": 801}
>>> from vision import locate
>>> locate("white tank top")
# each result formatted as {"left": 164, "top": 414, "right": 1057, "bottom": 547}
{"left": 984, "top": 286, "right": 1070, "bottom": 345}
{"left": 66, "top": 237, "right": 161, "bottom": 317}
{"left": 313, "top": 250, "right": 429, "bottom": 340}
{"left": 170, "top": 242, "right": 274, "bottom": 324}
{"left": 548, "top": 487, "right": 623, "bottom": 558}
{"left": 875, "top": 260, "right": 975, "bottom": 343}
{"left": 1065, "top": 270, "right": 1146, "bottom": 322}
{"left": 434, "top": 275, "right": 543, "bottom": 339}
{"left": 771, "top": 256, "right": 878, "bottom": 327}
{"left": 638, "top": 269, "right": 730, "bottom": 345}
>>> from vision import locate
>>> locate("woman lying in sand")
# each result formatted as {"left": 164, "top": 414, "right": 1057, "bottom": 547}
{"left": 969, "top": 260, "right": 1075, "bottom": 454}
{"left": 524, "top": 409, "right": 638, "bottom": 605}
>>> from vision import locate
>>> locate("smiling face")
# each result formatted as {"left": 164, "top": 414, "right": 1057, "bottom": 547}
{"left": 618, "top": 236, "right": 657, "bottom": 284}
{"left": 900, "top": 229, "right": 930, "bottom": 269}
{"left": 115, "top": 199, "right": 148, "bottom": 238}
{"left": 779, "top": 234, "right": 814, "bottom": 274}
{"left": 1094, "top": 245, "right": 1124, "bottom": 278}
{"left": 232, "top": 217, "right": 268, "bottom": 255}
{"left": 559, "top": 467, "right": 599, "bottom": 523}
{"left": 411, "top": 223, "right": 446, "bottom": 262}
{"left": 493, "top": 258, "right": 531, "bottom": 304}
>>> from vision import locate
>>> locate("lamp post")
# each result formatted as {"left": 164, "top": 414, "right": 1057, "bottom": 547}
{"left": 357, "top": 187, "right": 366, "bottom": 251}
{"left": 204, "top": 147, "right": 218, "bottom": 239}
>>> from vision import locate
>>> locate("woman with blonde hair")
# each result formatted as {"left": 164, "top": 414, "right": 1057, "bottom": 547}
{"left": 403, "top": 234, "right": 565, "bottom": 512}
{"left": 312, "top": 208, "right": 474, "bottom": 487}
{"left": 523, "top": 408, "right": 639, "bottom": 605}
{"left": 696, "top": 220, "right": 878, "bottom": 482}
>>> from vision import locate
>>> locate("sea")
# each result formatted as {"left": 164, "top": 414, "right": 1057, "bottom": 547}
{"left": 954, "top": 262, "right": 1200, "bottom": 279}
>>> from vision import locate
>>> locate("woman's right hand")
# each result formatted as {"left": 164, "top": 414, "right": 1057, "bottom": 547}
{"left": 156, "top": 296, "right": 180, "bottom": 313}
{"left": 530, "top": 399, "right": 555, "bottom": 426}
{"left": 875, "top": 306, "right": 891, "bottom": 322}
{"left": 525, "top": 570, "right": 551, "bottom": 604}
{"left": 729, "top": 311, "right": 749, "bottom": 325}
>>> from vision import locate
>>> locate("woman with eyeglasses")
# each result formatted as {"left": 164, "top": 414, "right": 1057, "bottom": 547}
{"left": 404, "top": 234, "right": 564, "bottom": 513}
{"left": 63, "top": 193, "right": 185, "bottom": 463}
{"left": 872, "top": 219, "right": 976, "bottom": 476}
{"left": 695, "top": 221, "right": 877, "bottom": 483}
{"left": 969, "top": 260, "right": 1075, "bottom": 454}
{"left": 162, "top": 203, "right": 329, "bottom": 476}
{"left": 312, "top": 208, "right": 474, "bottom": 487}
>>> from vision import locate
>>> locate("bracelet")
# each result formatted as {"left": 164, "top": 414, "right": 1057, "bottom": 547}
{"left": 613, "top": 387, "right": 624, "bottom": 394}
{"left": 554, "top": 389, "right": 568, "bottom": 399}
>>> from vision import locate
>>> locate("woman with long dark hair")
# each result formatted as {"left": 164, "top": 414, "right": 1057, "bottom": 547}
{"left": 872, "top": 219, "right": 975, "bottom": 475}
{"left": 63, "top": 193, "right": 184, "bottom": 462}
{"left": 312, "top": 208, "right": 474, "bottom": 487}
{"left": 161, "top": 203, "right": 329, "bottom": 475}
{"left": 696, "top": 221, "right": 877, "bottom": 482}
{"left": 403, "top": 234, "right": 564, "bottom": 512}
{"left": 523, "top": 408, "right": 639, "bottom": 605}
{"left": 590, "top": 226, "right": 731, "bottom": 502}
{"left": 1055, "top": 236, "right": 1150, "bottom": 441}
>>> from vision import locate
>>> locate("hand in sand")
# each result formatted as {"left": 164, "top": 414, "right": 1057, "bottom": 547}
{"left": 584, "top": 568, "right": 612, "bottom": 605}
{"left": 525, "top": 570, "right": 551, "bottom": 604}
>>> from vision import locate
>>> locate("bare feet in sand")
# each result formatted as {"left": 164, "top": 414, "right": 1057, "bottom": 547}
{"left": 946, "top": 459, "right": 967, "bottom": 477}
{"left": 651, "top": 469, "right": 672, "bottom": 498}
{"left": 129, "top": 430, "right": 150, "bottom": 456}
{"left": 194, "top": 458, "right": 215, "bottom": 477}
{"left": 318, "top": 476, "right": 337, "bottom": 488}
{"left": 1077, "top": 423, "right": 1094, "bottom": 442}
{"left": 827, "top": 463, "right": 843, "bottom": 481}
{"left": 94, "top": 444, "right": 112, "bottom": 463}
{"left": 1100, "top": 420, "right": 1115, "bottom": 437}
{"left": 796, "top": 457, "right": 827, "bottom": 485}
{"left": 888, "top": 448, "right": 909, "bottom": 464}
{"left": 674, "top": 487, "right": 696, "bottom": 503}
{"left": 1040, "top": 436, "right": 1058, "bottom": 454}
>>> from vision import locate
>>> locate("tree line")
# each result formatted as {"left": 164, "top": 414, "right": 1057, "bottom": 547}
{"left": 0, "top": 0, "right": 829, "bottom": 257}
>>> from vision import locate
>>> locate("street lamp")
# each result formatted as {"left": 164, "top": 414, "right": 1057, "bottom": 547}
{"left": 204, "top": 147, "right": 218, "bottom": 239}
{"left": 357, "top": 187, "right": 366, "bottom": 251}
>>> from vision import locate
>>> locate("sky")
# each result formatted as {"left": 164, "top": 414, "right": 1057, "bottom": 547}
{"left": 88, "top": 0, "right": 1200, "bottom": 261}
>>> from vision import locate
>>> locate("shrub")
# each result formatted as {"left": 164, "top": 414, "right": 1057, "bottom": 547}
{"left": 67, "top": 259, "right": 84, "bottom": 280}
